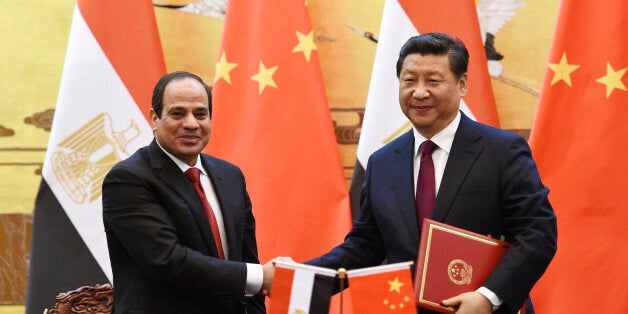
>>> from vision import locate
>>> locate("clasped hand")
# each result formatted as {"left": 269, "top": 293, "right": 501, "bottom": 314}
{"left": 261, "top": 256, "right": 294, "bottom": 296}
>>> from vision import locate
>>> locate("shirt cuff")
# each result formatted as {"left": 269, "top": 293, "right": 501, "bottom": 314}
{"left": 245, "top": 263, "right": 263, "bottom": 296}
{"left": 477, "top": 286, "right": 503, "bottom": 312}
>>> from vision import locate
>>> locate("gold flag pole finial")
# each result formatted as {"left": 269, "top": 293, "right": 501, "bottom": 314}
{"left": 337, "top": 268, "right": 347, "bottom": 314}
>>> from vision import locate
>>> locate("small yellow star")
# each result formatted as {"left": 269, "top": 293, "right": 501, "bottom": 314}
{"left": 388, "top": 277, "right": 404, "bottom": 293}
{"left": 251, "top": 61, "right": 278, "bottom": 95}
{"left": 595, "top": 62, "right": 627, "bottom": 98}
{"left": 292, "top": 30, "right": 317, "bottom": 62}
{"left": 214, "top": 51, "right": 238, "bottom": 84}
{"left": 547, "top": 52, "right": 580, "bottom": 86}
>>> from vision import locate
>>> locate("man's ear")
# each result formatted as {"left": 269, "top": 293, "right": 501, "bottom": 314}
{"left": 458, "top": 73, "right": 468, "bottom": 97}
{"left": 149, "top": 108, "right": 158, "bottom": 131}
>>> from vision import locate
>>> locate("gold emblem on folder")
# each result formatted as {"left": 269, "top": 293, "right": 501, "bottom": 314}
{"left": 448, "top": 259, "right": 472, "bottom": 285}
{"left": 51, "top": 113, "right": 140, "bottom": 203}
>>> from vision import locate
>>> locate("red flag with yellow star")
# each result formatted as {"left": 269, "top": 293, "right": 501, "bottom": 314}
{"left": 346, "top": 262, "right": 416, "bottom": 314}
{"left": 208, "top": 1, "right": 351, "bottom": 264}
{"left": 529, "top": 0, "right": 628, "bottom": 312}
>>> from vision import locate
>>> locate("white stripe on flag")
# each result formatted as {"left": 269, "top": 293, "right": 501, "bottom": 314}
{"left": 288, "top": 268, "right": 316, "bottom": 313}
{"left": 42, "top": 4, "right": 153, "bottom": 283}
{"left": 357, "top": 0, "right": 477, "bottom": 167}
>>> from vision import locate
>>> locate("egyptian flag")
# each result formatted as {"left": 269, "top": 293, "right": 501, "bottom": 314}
{"left": 25, "top": 1, "right": 165, "bottom": 312}
{"left": 209, "top": 0, "right": 351, "bottom": 263}
{"left": 268, "top": 261, "right": 337, "bottom": 314}
{"left": 349, "top": 0, "right": 499, "bottom": 218}
{"left": 529, "top": 0, "right": 628, "bottom": 312}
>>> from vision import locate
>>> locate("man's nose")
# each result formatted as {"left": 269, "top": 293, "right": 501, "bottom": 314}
{"left": 182, "top": 113, "right": 198, "bottom": 128}
{"left": 413, "top": 83, "right": 429, "bottom": 99}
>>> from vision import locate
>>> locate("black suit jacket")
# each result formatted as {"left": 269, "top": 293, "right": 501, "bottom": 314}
{"left": 308, "top": 113, "right": 557, "bottom": 313}
{"left": 103, "top": 140, "right": 265, "bottom": 314}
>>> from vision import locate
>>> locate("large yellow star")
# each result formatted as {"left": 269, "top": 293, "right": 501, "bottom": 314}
{"left": 388, "top": 277, "right": 404, "bottom": 293}
{"left": 291, "top": 30, "right": 317, "bottom": 62}
{"left": 251, "top": 61, "right": 278, "bottom": 95}
{"left": 547, "top": 52, "right": 580, "bottom": 86}
{"left": 214, "top": 51, "right": 238, "bottom": 84}
{"left": 595, "top": 62, "right": 627, "bottom": 98}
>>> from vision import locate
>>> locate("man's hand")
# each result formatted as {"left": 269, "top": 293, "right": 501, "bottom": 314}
{"left": 442, "top": 291, "right": 492, "bottom": 314}
{"left": 261, "top": 256, "right": 294, "bottom": 296}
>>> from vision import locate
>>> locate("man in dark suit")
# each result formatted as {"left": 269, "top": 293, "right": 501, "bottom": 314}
{"left": 308, "top": 33, "right": 557, "bottom": 313}
{"left": 103, "top": 71, "right": 275, "bottom": 313}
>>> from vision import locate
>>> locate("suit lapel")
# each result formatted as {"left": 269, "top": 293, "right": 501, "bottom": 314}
{"left": 147, "top": 140, "right": 219, "bottom": 256}
{"left": 432, "top": 114, "right": 484, "bottom": 222}
{"left": 389, "top": 132, "right": 422, "bottom": 249}
{"left": 200, "top": 155, "right": 239, "bottom": 261}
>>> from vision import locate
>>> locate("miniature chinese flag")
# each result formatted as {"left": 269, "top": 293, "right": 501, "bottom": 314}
{"left": 347, "top": 262, "right": 416, "bottom": 314}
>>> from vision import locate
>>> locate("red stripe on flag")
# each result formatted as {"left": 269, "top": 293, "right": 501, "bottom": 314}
{"left": 268, "top": 267, "right": 295, "bottom": 314}
{"left": 398, "top": 0, "right": 499, "bottom": 126}
{"left": 77, "top": 0, "right": 166, "bottom": 122}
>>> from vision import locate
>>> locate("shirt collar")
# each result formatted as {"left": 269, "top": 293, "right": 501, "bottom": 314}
{"left": 412, "top": 110, "right": 461, "bottom": 157}
{"left": 155, "top": 140, "right": 206, "bottom": 176}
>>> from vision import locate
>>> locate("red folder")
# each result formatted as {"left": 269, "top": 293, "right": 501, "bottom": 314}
{"left": 414, "top": 219, "right": 510, "bottom": 313}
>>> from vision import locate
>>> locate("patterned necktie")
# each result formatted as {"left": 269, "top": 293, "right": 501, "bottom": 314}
{"left": 416, "top": 140, "right": 437, "bottom": 229}
{"left": 184, "top": 167, "right": 225, "bottom": 259}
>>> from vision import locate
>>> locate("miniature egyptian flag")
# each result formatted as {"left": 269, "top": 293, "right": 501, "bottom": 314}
{"left": 268, "top": 261, "right": 337, "bottom": 314}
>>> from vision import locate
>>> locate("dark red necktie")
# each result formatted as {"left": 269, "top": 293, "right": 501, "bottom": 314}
{"left": 416, "top": 140, "right": 437, "bottom": 229}
{"left": 185, "top": 167, "right": 225, "bottom": 259}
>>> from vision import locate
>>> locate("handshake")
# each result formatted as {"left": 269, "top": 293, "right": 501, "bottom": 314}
{"left": 261, "top": 256, "right": 295, "bottom": 296}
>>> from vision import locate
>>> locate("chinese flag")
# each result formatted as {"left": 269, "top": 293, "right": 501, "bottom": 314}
{"left": 208, "top": 1, "right": 351, "bottom": 263}
{"left": 347, "top": 263, "right": 416, "bottom": 314}
{"left": 529, "top": 0, "right": 628, "bottom": 312}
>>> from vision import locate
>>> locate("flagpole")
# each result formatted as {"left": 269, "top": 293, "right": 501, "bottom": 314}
{"left": 337, "top": 268, "right": 346, "bottom": 314}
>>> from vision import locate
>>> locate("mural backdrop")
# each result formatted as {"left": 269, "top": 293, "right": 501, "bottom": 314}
{"left": 0, "top": 0, "right": 558, "bottom": 312}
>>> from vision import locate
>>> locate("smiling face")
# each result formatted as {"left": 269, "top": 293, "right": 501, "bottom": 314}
{"left": 398, "top": 53, "right": 467, "bottom": 139}
{"left": 150, "top": 77, "right": 211, "bottom": 166}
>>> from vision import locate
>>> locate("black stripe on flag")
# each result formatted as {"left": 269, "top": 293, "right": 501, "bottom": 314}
{"left": 309, "top": 273, "right": 336, "bottom": 314}
{"left": 25, "top": 179, "right": 109, "bottom": 314}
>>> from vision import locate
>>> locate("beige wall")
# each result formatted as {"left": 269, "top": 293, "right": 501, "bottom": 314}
{"left": 0, "top": 0, "right": 559, "bottom": 311}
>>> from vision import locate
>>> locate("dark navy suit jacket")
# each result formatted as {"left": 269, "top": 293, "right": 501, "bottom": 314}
{"left": 309, "top": 112, "right": 557, "bottom": 313}
{"left": 103, "top": 139, "right": 265, "bottom": 314}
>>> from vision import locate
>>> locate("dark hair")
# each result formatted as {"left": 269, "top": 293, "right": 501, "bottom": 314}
{"left": 151, "top": 71, "right": 212, "bottom": 117}
{"left": 396, "top": 32, "right": 469, "bottom": 79}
